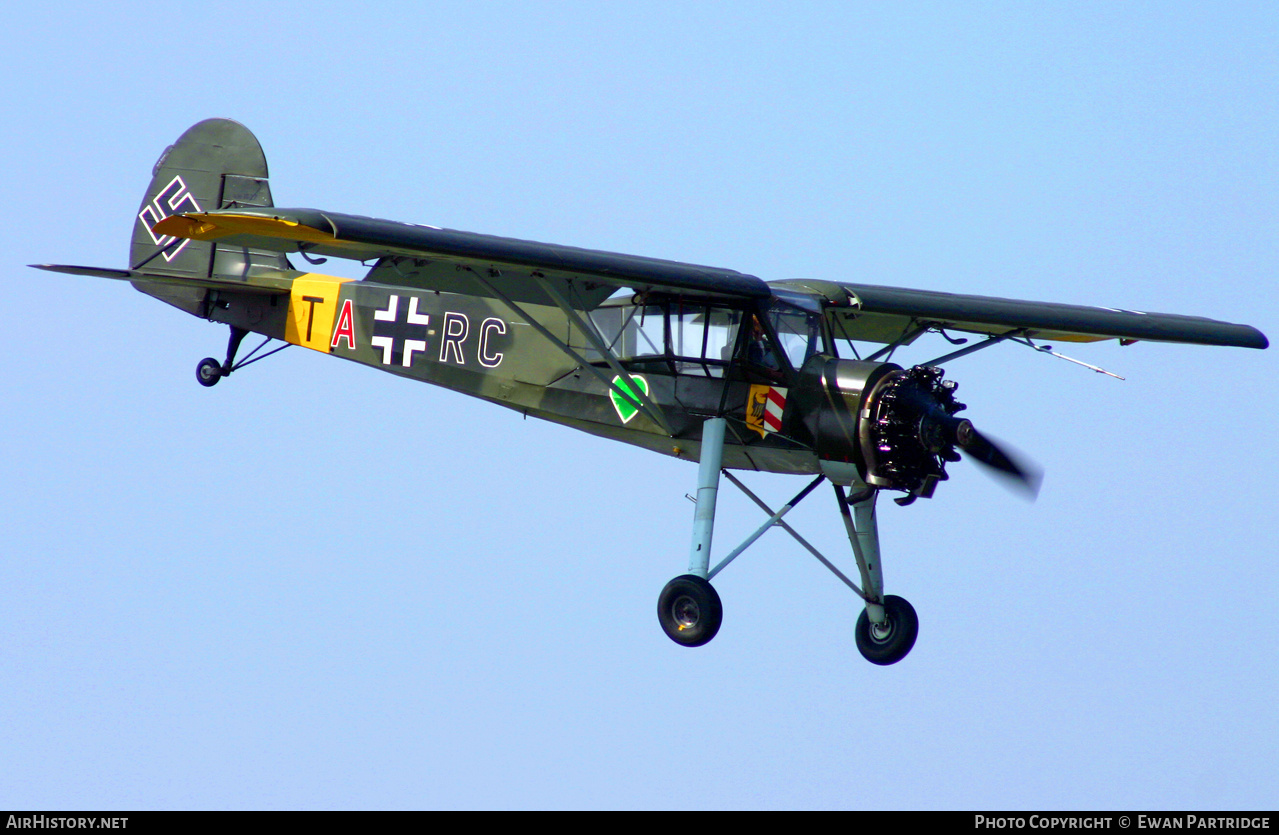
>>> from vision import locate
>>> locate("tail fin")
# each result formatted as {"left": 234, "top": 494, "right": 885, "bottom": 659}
{"left": 131, "top": 118, "right": 290, "bottom": 312}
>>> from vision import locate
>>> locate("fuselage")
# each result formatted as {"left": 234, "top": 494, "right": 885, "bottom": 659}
{"left": 201, "top": 269, "right": 831, "bottom": 475}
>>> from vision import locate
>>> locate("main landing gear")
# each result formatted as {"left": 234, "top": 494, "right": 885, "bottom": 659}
{"left": 854, "top": 595, "right": 918, "bottom": 666}
{"left": 658, "top": 416, "right": 919, "bottom": 666}
{"left": 196, "top": 357, "right": 224, "bottom": 387}
{"left": 657, "top": 575, "right": 722, "bottom": 647}
{"left": 195, "top": 326, "right": 289, "bottom": 387}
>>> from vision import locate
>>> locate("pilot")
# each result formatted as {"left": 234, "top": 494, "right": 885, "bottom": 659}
{"left": 747, "top": 318, "right": 781, "bottom": 372}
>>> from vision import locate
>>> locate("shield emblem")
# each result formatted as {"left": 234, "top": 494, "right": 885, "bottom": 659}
{"left": 746, "top": 385, "right": 787, "bottom": 438}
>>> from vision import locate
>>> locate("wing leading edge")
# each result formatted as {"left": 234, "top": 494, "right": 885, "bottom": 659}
{"left": 775, "top": 279, "right": 1268, "bottom": 350}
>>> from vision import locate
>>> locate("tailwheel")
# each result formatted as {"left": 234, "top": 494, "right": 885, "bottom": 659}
{"left": 657, "top": 574, "right": 723, "bottom": 648}
{"left": 855, "top": 595, "right": 918, "bottom": 665}
{"left": 196, "top": 357, "right": 223, "bottom": 387}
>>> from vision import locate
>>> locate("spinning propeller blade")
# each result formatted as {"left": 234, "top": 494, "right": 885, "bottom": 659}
{"left": 953, "top": 420, "right": 1042, "bottom": 499}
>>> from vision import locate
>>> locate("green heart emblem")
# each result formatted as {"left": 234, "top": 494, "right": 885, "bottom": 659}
{"left": 609, "top": 374, "right": 650, "bottom": 424}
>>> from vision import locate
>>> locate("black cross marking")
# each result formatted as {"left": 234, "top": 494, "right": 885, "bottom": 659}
{"left": 372, "top": 294, "right": 430, "bottom": 366}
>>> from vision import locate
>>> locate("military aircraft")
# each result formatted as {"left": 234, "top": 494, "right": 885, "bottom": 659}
{"left": 36, "top": 119, "right": 1269, "bottom": 665}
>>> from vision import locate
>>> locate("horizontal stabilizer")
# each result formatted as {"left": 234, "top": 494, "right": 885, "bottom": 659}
{"left": 32, "top": 263, "right": 293, "bottom": 294}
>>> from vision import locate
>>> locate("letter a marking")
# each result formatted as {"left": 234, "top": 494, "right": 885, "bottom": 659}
{"left": 331, "top": 299, "right": 356, "bottom": 350}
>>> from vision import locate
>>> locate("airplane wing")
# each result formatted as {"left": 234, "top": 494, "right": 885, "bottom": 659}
{"left": 152, "top": 208, "right": 769, "bottom": 310}
{"left": 149, "top": 209, "right": 1266, "bottom": 350}
{"left": 775, "top": 279, "right": 1268, "bottom": 350}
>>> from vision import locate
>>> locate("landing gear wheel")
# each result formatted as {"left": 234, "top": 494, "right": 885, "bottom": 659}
{"left": 657, "top": 574, "right": 723, "bottom": 647}
{"left": 196, "top": 357, "right": 223, "bottom": 387}
{"left": 855, "top": 595, "right": 918, "bottom": 665}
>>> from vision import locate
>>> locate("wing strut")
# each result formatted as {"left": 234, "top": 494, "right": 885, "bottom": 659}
{"left": 1015, "top": 337, "right": 1125, "bottom": 380}
{"left": 531, "top": 275, "right": 674, "bottom": 435}
{"left": 922, "top": 328, "right": 1028, "bottom": 366}
{"left": 462, "top": 267, "right": 674, "bottom": 435}
{"left": 866, "top": 323, "right": 930, "bottom": 362}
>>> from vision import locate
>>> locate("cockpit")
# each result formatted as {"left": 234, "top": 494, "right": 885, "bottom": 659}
{"left": 580, "top": 293, "right": 824, "bottom": 383}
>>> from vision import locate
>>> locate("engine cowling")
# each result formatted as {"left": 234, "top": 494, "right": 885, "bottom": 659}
{"left": 790, "top": 356, "right": 970, "bottom": 500}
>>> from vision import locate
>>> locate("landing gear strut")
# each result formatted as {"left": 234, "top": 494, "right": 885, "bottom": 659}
{"left": 657, "top": 416, "right": 920, "bottom": 664}
{"left": 194, "top": 326, "right": 288, "bottom": 387}
{"left": 195, "top": 326, "right": 248, "bottom": 387}
{"left": 659, "top": 417, "right": 727, "bottom": 648}
{"left": 837, "top": 485, "right": 918, "bottom": 665}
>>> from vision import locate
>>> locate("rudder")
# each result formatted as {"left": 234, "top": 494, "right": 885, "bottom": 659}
{"left": 131, "top": 118, "right": 289, "bottom": 313}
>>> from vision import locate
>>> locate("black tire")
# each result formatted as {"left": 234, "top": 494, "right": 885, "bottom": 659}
{"left": 855, "top": 595, "right": 918, "bottom": 665}
{"left": 657, "top": 574, "right": 723, "bottom": 647}
{"left": 196, "top": 357, "right": 222, "bottom": 387}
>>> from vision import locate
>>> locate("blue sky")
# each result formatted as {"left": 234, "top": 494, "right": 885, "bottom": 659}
{"left": 2, "top": 1, "right": 1275, "bottom": 810}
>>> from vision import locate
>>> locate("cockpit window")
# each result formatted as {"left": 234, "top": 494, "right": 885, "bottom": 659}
{"left": 764, "top": 301, "right": 823, "bottom": 370}
{"left": 581, "top": 297, "right": 822, "bottom": 379}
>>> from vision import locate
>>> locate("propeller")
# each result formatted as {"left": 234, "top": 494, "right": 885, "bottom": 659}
{"left": 799, "top": 358, "right": 1042, "bottom": 504}
{"left": 948, "top": 418, "right": 1042, "bottom": 499}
